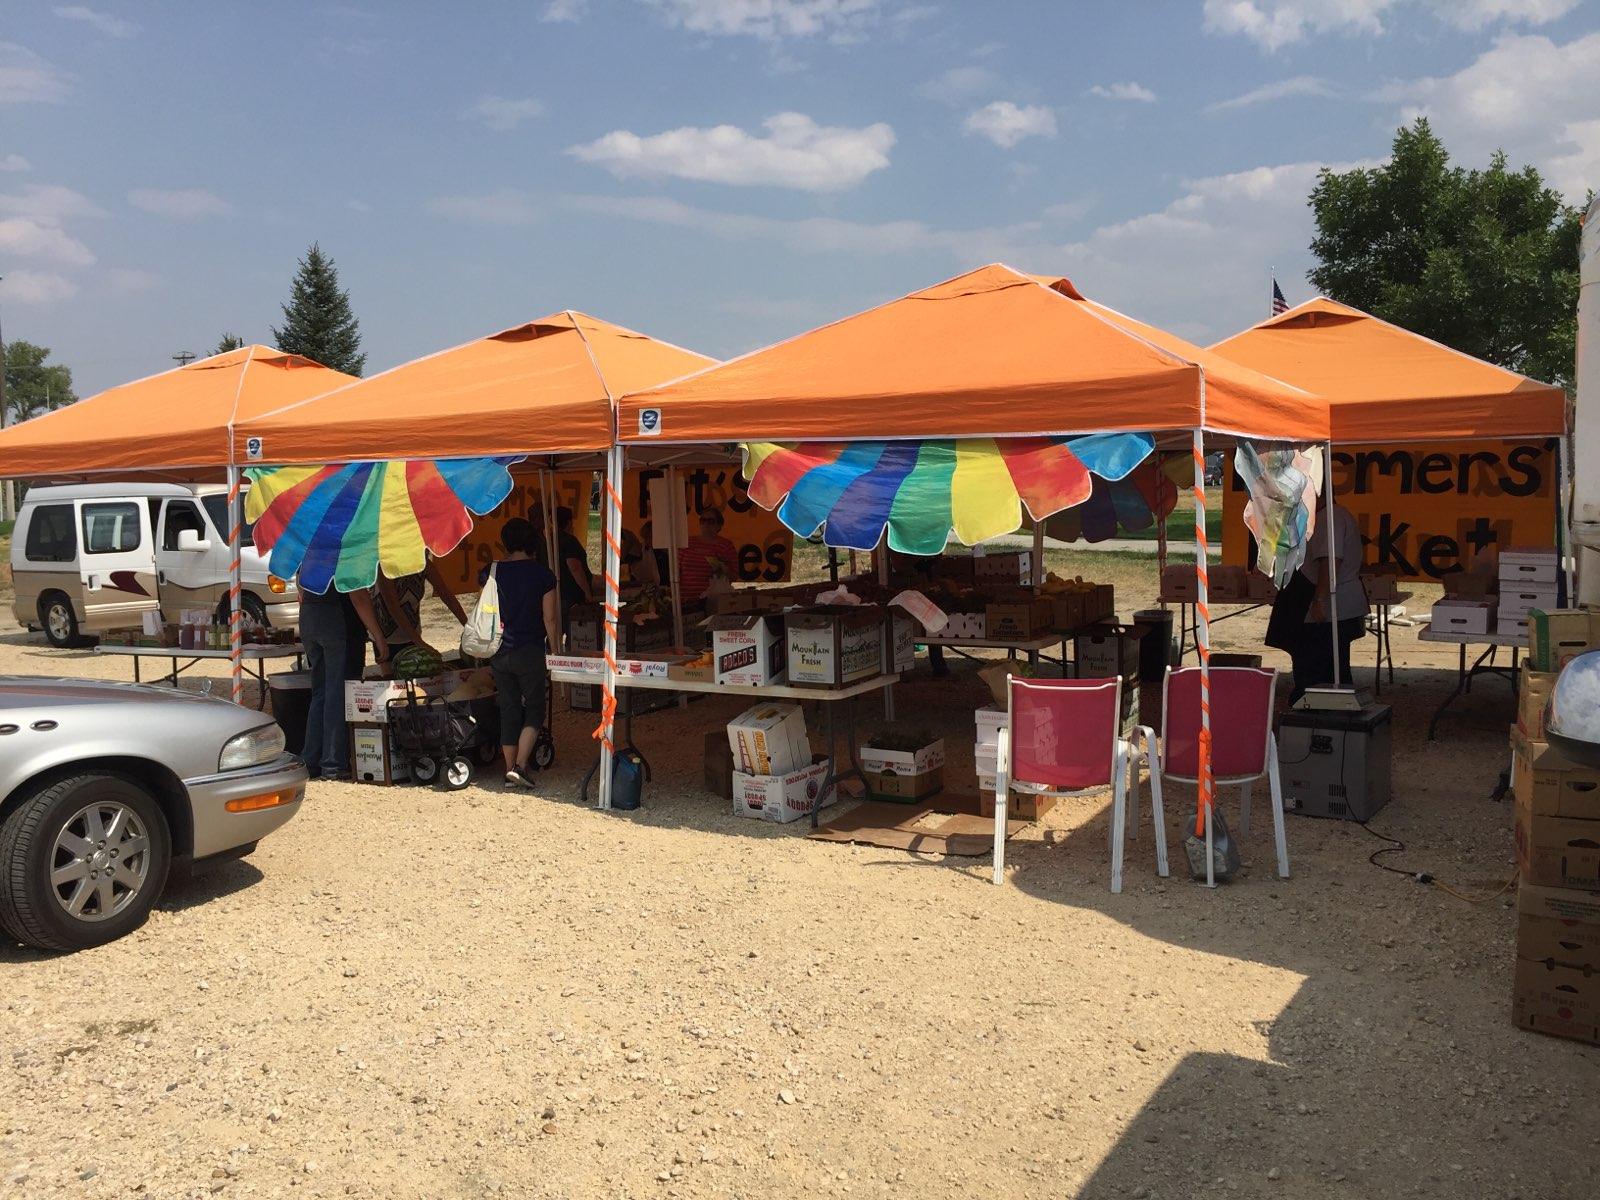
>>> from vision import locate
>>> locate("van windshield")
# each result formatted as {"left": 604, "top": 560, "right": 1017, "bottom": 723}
{"left": 201, "top": 493, "right": 255, "bottom": 547}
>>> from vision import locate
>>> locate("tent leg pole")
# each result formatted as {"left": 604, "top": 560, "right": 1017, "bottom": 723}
{"left": 597, "top": 445, "right": 624, "bottom": 809}
{"left": 1156, "top": 452, "right": 1169, "bottom": 612}
{"left": 828, "top": 547, "right": 839, "bottom": 584}
{"left": 1031, "top": 521, "right": 1044, "bottom": 588}
{"left": 877, "top": 544, "right": 894, "bottom": 720}
{"left": 227, "top": 464, "right": 244, "bottom": 706}
{"left": 666, "top": 465, "right": 688, "bottom": 709}
{"left": 1325, "top": 441, "right": 1340, "bottom": 689}
{"left": 1192, "top": 427, "right": 1215, "bottom": 888}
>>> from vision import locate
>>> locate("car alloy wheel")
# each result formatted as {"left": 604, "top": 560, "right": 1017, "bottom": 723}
{"left": 50, "top": 800, "right": 152, "bottom": 922}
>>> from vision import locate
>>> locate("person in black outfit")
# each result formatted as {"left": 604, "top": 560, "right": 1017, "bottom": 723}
{"left": 555, "top": 506, "right": 593, "bottom": 630}
{"left": 482, "top": 518, "right": 562, "bottom": 787}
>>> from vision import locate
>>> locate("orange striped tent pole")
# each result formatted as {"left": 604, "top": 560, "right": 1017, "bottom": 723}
{"left": 592, "top": 445, "right": 625, "bottom": 807}
{"left": 226, "top": 463, "right": 244, "bottom": 705}
{"left": 1190, "top": 429, "right": 1216, "bottom": 883}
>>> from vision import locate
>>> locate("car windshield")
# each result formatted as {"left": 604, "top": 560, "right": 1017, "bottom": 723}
{"left": 200, "top": 493, "right": 255, "bottom": 547}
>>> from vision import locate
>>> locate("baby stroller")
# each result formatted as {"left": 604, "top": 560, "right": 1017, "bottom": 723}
{"left": 386, "top": 691, "right": 499, "bottom": 791}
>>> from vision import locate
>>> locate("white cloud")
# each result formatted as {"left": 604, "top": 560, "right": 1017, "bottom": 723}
{"left": 2, "top": 269, "right": 77, "bottom": 305}
{"left": 541, "top": 0, "right": 588, "bottom": 20}
{"left": 569, "top": 112, "right": 893, "bottom": 191}
{"left": 642, "top": 0, "right": 884, "bottom": 41}
{"left": 1207, "top": 75, "right": 1337, "bottom": 112}
{"left": 467, "top": 95, "right": 544, "bottom": 131}
{"left": 1384, "top": 31, "right": 1600, "bottom": 199}
{"left": 426, "top": 190, "right": 542, "bottom": 225}
{"left": 102, "top": 267, "right": 162, "bottom": 294}
{"left": 0, "top": 154, "right": 30, "bottom": 172}
{"left": 1089, "top": 81, "right": 1156, "bottom": 103}
{"left": 0, "top": 216, "right": 94, "bottom": 266}
{"left": 920, "top": 65, "right": 997, "bottom": 104}
{"left": 962, "top": 101, "right": 1057, "bottom": 149}
{"left": 0, "top": 182, "right": 104, "bottom": 223}
{"left": 0, "top": 42, "right": 72, "bottom": 103}
{"left": 127, "top": 188, "right": 231, "bottom": 218}
{"left": 1203, "top": 0, "right": 1577, "bottom": 51}
{"left": 53, "top": 5, "right": 138, "bottom": 37}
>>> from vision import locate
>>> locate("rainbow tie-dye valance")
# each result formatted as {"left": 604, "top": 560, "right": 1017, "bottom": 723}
{"left": 245, "top": 457, "right": 520, "bottom": 594}
{"left": 741, "top": 433, "right": 1155, "bottom": 554}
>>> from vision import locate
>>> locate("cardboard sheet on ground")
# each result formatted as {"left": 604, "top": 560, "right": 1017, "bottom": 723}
{"left": 808, "top": 795, "right": 1027, "bottom": 857}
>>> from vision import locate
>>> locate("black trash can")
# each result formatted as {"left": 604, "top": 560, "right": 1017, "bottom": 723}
{"left": 267, "top": 671, "right": 313, "bottom": 756}
{"left": 1132, "top": 609, "right": 1175, "bottom": 682}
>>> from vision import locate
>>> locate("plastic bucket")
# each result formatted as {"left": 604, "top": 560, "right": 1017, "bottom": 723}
{"left": 268, "top": 671, "right": 313, "bottom": 756}
{"left": 1131, "top": 609, "right": 1175, "bottom": 682}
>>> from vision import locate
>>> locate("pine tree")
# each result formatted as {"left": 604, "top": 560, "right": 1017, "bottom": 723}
{"left": 213, "top": 332, "right": 245, "bottom": 356}
{"left": 270, "top": 243, "right": 366, "bottom": 375}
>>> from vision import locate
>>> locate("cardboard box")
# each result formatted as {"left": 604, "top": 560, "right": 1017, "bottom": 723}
{"left": 546, "top": 653, "right": 607, "bottom": 678}
{"left": 1499, "top": 545, "right": 1560, "bottom": 587}
{"left": 975, "top": 704, "right": 1008, "bottom": 748}
{"left": 784, "top": 607, "right": 884, "bottom": 688}
{"left": 1501, "top": 586, "right": 1561, "bottom": 621}
{"left": 1529, "top": 609, "right": 1600, "bottom": 672}
{"left": 732, "top": 755, "right": 836, "bottom": 824}
{"left": 978, "top": 784, "right": 1056, "bottom": 822}
{"left": 667, "top": 655, "right": 715, "bottom": 685}
{"left": 1210, "top": 565, "right": 1249, "bottom": 602}
{"left": 726, "top": 702, "right": 811, "bottom": 777}
{"left": 704, "top": 730, "right": 734, "bottom": 799}
{"left": 1160, "top": 565, "right": 1198, "bottom": 602}
{"left": 882, "top": 609, "right": 918, "bottom": 675}
{"left": 344, "top": 671, "right": 476, "bottom": 724}
{"left": 1514, "top": 795, "right": 1600, "bottom": 890}
{"left": 1247, "top": 571, "right": 1277, "bottom": 601}
{"left": 1090, "top": 583, "right": 1116, "bottom": 623}
{"left": 1497, "top": 614, "right": 1530, "bottom": 641}
{"left": 985, "top": 597, "right": 1055, "bottom": 640}
{"left": 349, "top": 722, "right": 407, "bottom": 785}
{"left": 1519, "top": 664, "right": 1559, "bottom": 739}
{"left": 1512, "top": 957, "right": 1600, "bottom": 1045}
{"left": 1045, "top": 590, "right": 1087, "bottom": 632}
{"left": 706, "top": 588, "right": 784, "bottom": 616}
{"left": 860, "top": 738, "right": 945, "bottom": 802}
{"left": 1074, "top": 626, "right": 1139, "bottom": 680}
{"left": 1442, "top": 570, "right": 1496, "bottom": 599}
{"left": 1513, "top": 734, "right": 1600, "bottom": 820}
{"left": 709, "top": 613, "right": 788, "bottom": 687}
{"left": 1517, "top": 887, "right": 1600, "bottom": 969}
{"left": 943, "top": 611, "right": 988, "bottom": 640}
{"left": 1431, "top": 598, "right": 1495, "bottom": 636}
{"left": 973, "top": 551, "right": 1032, "bottom": 585}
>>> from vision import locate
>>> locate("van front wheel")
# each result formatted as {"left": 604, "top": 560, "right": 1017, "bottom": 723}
{"left": 216, "top": 593, "right": 270, "bottom": 630}
{"left": 39, "top": 593, "right": 81, "bottom": 648}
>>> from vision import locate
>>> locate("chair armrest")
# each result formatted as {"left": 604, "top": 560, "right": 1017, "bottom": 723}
{"left": 1132, "top": 725, "right": 1161, "bottom": 773}
{"left": 995, "top": 726, "right": 1010, "bottom": 792}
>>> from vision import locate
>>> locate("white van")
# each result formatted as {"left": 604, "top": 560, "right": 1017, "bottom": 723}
{"left": 9, "top": 482, "right": 300, "bottom": 646}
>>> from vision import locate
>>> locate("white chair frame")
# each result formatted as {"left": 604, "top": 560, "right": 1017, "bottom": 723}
{"left": 992, "top": 675, "right": 1169, "bottom": 892}
{"left": 1155, "top": 665, "right": 1290, "bottom": 879}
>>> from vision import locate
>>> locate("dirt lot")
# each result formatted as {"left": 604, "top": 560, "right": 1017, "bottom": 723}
{"left": 3, "top": 555, "right": 1597, "bottom": 1199}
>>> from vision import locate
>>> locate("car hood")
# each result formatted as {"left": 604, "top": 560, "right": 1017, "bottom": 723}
{"left": 0, "top": 676, "right": 237, "bottom": 712}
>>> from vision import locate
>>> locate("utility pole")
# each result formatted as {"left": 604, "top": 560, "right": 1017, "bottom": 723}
{"left": 173, "top": 350, "right": 196, "bottom": 368}
{"left": 0, "top": 274, "right": 11, "bottom": 525}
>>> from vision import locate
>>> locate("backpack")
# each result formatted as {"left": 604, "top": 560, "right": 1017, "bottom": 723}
{"left": 460, "top": 563, "right": 503, "bottom": 659}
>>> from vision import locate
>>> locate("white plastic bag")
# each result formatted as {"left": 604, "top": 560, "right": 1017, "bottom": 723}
{"left": 460, "top": 563, "right": 503, "bottom": 659}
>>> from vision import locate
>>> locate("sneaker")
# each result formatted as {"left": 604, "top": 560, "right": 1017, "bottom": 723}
{"left": 506, "top": 765, "right": 534, "bottom": 788}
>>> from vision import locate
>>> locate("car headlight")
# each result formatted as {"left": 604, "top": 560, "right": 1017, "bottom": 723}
{"left": 219, "top": 724, "right": 286, "bottom": 771}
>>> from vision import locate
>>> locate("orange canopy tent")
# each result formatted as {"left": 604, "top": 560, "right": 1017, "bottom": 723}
{"left": 237, "top": 312, "right": 713, "bottom": 464}
{"left": 1208, "top": 297, "right": 1567, "bottom": 442}
{"left": 619, "top": 264, "right": 1329, "bottom": 445}
{"left": 0, "top": 346, "right": 353, "bottom": 478}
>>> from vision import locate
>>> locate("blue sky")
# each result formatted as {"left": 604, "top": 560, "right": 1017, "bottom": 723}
{"left": 3, "top": 0, "right": 1597, "bottom": 395}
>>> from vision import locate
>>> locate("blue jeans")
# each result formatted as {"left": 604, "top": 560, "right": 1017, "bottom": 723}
{"left": 301, "top": 601, "right": 362, "bottom": 777}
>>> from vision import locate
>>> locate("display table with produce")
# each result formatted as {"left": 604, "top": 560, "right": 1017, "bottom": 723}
{"left": 93, "top": 642, "right": 304, "bottom": 708}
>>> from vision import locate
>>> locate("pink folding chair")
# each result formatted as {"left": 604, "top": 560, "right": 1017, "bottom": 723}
{"left": 993, "top": 676, "right": 1168, "bottom": 892}
{"left": 1157, "top": 666, "right": 1289, "bottom": 878}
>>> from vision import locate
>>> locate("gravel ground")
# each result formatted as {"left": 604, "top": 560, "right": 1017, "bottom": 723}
{"left": 3, "top": 564, "right": 1598, "bottom": 1199}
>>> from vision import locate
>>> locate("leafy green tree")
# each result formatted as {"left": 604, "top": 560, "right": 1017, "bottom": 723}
{"left": 1308, "top": 118, "right": 1583, "bottom": 390}
{"left": 270, "top": 242, "right": 366, "bottom": 375}
{"left": 213, "top": 332, "right": 245, "bottom": 356}
{"left": 3, "top": 339, "right": 77, "bottom": 423}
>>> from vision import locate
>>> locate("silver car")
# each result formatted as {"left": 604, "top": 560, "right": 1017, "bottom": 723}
{"left": 0, "top": 677, "right": 307, "bottom": 951}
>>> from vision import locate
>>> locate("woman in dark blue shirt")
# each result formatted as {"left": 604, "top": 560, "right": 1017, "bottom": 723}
{"left": 480, "top": 518, "right": 561, "bottom": 786}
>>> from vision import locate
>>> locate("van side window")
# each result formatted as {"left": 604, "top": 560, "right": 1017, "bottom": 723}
{"left": 161, "top": 500, "right": 207, "bottom": 551}
{"left": 24, "top": 504, "right": 75, "bottom": 562}
{"left": 81, "top": 502, "right": 143, "bottom": 555}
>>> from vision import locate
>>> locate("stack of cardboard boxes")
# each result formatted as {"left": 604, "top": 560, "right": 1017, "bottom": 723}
{"left": 972, "top": 705, "right": 1056, "bottom": 821}
{"left": 1510, "top": 605, "right": 1600, "bottom": 1044}
{"left": 726, "top": 702, "right": 835, "bottom": 824}
{"left": 1497, "top": 547, "right": 1560, "bottom": 639}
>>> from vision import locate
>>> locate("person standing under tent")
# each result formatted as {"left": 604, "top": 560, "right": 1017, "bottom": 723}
{"left": 555, "top": 506, "right": 594, "bottom": 630}
{"left": 677, "top": 508, "right": 738, "bottom": 606}
{"left": 372, "top": 561, "right": 469, "bottom": 661}
{"left": 481, "top": 518, "right": 562, "bottom": 787}
{"left": 300, "top": 584, "right": 389, "bottom": 780}
{"left": 1278, "top": 500, "right": 1367, "bottom": 700}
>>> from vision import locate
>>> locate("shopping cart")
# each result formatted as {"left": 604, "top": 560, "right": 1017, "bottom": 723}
{"left": 385, "top": 691, "right": 498, "bottom": 790}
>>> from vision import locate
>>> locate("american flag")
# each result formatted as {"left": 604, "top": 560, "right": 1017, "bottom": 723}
{"left": 1272, "top": 279, "right": 1288, "bottom": 315}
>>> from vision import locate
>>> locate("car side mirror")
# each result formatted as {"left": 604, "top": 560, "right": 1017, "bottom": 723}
{"left": 177, "top": 528, "right": 211, "bottom": 553}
